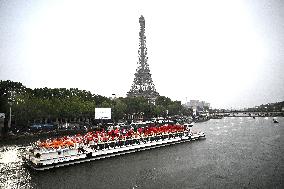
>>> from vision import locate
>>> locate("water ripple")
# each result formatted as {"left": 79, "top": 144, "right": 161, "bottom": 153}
{"left": 0, "top": 146, "right": 32, "bottom": 189}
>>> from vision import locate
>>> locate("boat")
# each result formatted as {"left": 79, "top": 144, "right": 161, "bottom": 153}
{"left": 273, "top": 118, "right": 279, "bottom": 123}
{"left": 23, "top": 123, "right": 205, "bottom": 170}
{"left": 191, "top": 131, "right": 206, "bottom": 140}
{"left": 210, "top": 115, "right": 223, "bottom": 119}
{"left": 194, "top": 117, "right": 210, "bottom": 123}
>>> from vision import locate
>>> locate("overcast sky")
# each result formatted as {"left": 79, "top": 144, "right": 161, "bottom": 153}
{"left": 0, "top": 0, "right": 283, "bottom": 108}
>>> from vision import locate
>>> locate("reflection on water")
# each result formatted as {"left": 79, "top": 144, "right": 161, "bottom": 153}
{"left": 0, "top": 117, "right": 283, "bottom": 189}
{"left": 0, "top": 145, "right": 31, "bottom": 189}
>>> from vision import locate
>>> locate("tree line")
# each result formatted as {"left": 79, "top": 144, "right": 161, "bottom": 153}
{"left": 0, "top": 80, "right": 192, "bottom": 130}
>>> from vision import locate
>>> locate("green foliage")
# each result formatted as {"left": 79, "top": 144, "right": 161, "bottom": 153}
{"left": 155, "top": 96, "right": 172, "bottom": 107}
{"left": 0, "top": 80, "right": 194, "bottom": 127}
{"left": 0, "top": 80, "right": 26, "bottom": 114}
{"left": 112, "top": 98, "right": 127, "bottom": 121}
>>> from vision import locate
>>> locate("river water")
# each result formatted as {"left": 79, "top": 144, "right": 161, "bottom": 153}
{"left": 0, "top": 117, "right": 283, "bottom": 189}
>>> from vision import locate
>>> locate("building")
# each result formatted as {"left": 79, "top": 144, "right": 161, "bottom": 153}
{"left": 185, "top": 100, "right": 210, "bottom": 109}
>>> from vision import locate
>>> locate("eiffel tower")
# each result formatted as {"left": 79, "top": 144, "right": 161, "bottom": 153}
{"left": 127, "top": 15, "right": 159, "bottom": 102}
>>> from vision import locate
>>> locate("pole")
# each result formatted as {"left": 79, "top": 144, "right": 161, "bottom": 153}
{"left": 8, "top": 106, "right": 11, "bottom": 129}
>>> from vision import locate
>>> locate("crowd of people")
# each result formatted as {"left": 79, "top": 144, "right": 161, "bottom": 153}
{"left": 36, "top": 124, "right": 190, "bottom": 150}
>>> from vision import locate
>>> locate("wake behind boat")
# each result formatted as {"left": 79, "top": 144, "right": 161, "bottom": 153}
{"left": 23, "top": 123, "right": 205, "bottom": 170}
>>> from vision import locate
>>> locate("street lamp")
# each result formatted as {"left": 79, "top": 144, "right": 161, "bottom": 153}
{"left": 8, "top": 91, "right": 15, "bottom": 129}
{"left": 8, "top": 103, "right": 11, "bottom": 129}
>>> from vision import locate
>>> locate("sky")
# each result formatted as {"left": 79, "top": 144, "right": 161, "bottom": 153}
{"left": 0, "top": 0, "right": 283, "bottom": 109}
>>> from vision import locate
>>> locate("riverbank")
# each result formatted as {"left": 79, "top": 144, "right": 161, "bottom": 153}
{"left": 0, "top": 129, "right": 87, "bottom": 145}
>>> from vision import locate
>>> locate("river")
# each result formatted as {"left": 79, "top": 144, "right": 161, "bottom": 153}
{"left": 1, "top": 117, "right": 283, "bottom": 189}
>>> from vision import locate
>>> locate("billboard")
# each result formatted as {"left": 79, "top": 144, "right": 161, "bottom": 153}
{"left": 0, "top": 113, "right": 5, "bottom": 119}
{"left": 95, "top": 108, "right": 111, "bottom": 119}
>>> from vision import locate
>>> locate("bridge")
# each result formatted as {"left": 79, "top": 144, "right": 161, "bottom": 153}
{"left": 211, "top": 111, "right": 283, "bottom": 117}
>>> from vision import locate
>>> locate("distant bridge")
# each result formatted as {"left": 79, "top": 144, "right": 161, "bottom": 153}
{"left": 212, "top": 111, "right": 283, "bottom": 117}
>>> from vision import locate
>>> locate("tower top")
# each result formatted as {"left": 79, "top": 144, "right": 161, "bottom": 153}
{"left": 139, "top": 15, "right": 145, "bottom": 23}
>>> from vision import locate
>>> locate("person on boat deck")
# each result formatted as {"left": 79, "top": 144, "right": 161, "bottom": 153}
{"left": 102, "top": 135, "right": 108, "bottom": 142}
{"left": 114, "top": 128, "right": 120, "bottom": 137}
{"left": 138, "top": 127, "right": 143, "bottom": 134}
{"left": 118, "top": 134, "right": 124, "bottom": 146}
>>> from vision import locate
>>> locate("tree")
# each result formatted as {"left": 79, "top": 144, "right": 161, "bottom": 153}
{"left": 112, "top": 98, "right": 127, "bottom": 121}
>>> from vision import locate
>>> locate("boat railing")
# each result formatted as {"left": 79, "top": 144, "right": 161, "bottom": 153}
{"left": 85, "top": 131, "right": 190, "bottom": 151}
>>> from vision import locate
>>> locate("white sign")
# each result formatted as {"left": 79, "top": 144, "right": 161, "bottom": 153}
{"left": 0, "top": 113, "right": 5, "bottom": 119}
{"left": 95, "top": 108, "right": 111, "bottom": 119}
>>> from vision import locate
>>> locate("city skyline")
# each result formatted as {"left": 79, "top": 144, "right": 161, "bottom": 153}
{"left": 0, "top": 0, "right": 283, "bottom": 109}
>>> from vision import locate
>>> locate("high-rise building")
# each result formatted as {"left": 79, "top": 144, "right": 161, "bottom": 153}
{"left": 127, "top": 15, "right": 159, "bottom": 102}
{"left": 185, "top": 100, "right": 210, "bottom": 109}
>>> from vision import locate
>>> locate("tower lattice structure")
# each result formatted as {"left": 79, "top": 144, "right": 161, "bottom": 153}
{"left": 127, "top": 15, "right": 159, "bottom": 102}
